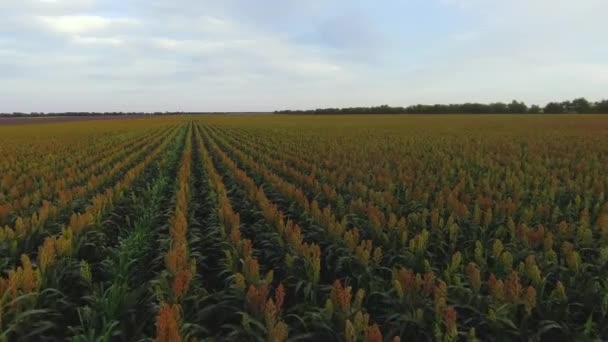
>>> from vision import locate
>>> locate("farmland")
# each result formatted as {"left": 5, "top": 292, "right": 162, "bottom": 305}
{"left": 1, "top": 115, "right": 608, "bottom": 341}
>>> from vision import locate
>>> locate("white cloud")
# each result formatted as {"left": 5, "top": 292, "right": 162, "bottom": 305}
{"left": 0, "top": 0, "right": 96, "bottom": 12}
{"left": 36, "top": 15, "right": 138, "bottom": 34}
{"left": 72, "top": 35, "right": 124, "bottom": 46}
{"left": 145, "top": 14, "right": 347, "bottom": 80}
{"left": 151, "top": 37, "right": 252, "bottom": 54}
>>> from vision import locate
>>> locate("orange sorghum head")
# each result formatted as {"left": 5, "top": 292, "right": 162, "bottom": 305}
{"left": 155, "top": 302, "right": 182, "bottom": 342}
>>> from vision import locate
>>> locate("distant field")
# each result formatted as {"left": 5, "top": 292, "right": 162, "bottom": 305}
{"left": 1, "top": 115, "right": 607, "bottom": 341}
{"left": 0, "top": 115, "right": 150, "bottom": 125}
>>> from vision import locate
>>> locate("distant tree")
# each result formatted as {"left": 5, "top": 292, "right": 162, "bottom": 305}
{"left": 571, "top": 97, "right": 592, "bottom": 113}
{"left": 561, "top": 100, "right": 573, "bottom": 113}
{"left": 489, "top": 102, "right": 508, "bottom": 113}
{"left": 544, "top": 102, "right": 565, "bottom": 114}
{"left": 273, "top": 98, "right": 608, "bottom": 115}
{"left": 508, "top": 100, "right": 528, "bottom": 113}
{"left": 596, "top": 100, "right": 608, "bottom": 113}
{"left": 528, "top": 105, "right": 541, "bottom": 114}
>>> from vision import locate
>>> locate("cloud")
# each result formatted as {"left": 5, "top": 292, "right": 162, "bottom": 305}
{"left": 150, "top": 37, "right": 252, "bottom": 55}
{"left": 0, "top": 0, "right": 97, "bottom": 14}
{"left": 35, "top": 15, "right": 138, "bottom": 34}
{"left": 72, "top": 35, "right": 124, "bottom": 46}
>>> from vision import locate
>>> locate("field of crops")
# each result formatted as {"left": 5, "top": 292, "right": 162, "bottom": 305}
{"left": 1, "top": 115, "right": 608, "bottom": 341}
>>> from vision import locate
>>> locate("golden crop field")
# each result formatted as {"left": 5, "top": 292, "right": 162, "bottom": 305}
{"left": 1, "top": 115, "right": 608, "bottom": 341}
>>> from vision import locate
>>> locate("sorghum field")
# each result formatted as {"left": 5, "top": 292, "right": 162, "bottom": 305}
{"left": 1, "top": 115, "right": 608, "bottom": 342}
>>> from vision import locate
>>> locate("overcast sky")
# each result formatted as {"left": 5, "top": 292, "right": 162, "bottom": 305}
{"left": 1, "top": 0, "right": 607, "bottom": 112}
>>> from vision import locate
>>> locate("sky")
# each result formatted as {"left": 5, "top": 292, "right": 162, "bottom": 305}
{"left": 1, "top": 0, "right": 607, "bottom": 112}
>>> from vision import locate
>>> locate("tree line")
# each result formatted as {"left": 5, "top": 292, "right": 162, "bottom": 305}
{"left": 275, "top": 98, "right": 608, "bottom": 115}
{"left": 2, "top": 97, "right": 607, "bottom": 116}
